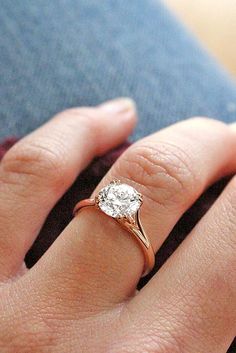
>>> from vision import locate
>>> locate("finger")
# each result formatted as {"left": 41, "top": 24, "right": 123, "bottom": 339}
{"left": 0, "top": 98, "right": 137, "bottom": 280}
{"left": 128, "top": 175, "right": 236, "bottom": 353}
{"left": 33, "top": 118, "right": 236, "bottom": 311}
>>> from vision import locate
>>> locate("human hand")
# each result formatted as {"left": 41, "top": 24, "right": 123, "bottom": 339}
{"left": 0, "top": 98, "right": 235, "bottom": 352}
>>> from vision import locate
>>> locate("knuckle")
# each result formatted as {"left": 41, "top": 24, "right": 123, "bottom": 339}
{"left": 1, "top": 140, "right": 65, "bottom": 190}
{"left": 117, "top": 142, "right": 197, "bottom": 207}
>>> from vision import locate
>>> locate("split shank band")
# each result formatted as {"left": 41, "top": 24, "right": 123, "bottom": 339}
{"left": 73, "top": 180, "right": 155, "bottom": 277}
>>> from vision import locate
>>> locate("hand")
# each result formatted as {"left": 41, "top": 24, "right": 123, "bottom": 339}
{"left": 0, "top": 98, "right": 235, "bottom": 353}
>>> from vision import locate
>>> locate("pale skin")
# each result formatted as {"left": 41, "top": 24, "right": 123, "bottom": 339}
{"left": 0, "top": 98, "right": 235, "bottom": 353}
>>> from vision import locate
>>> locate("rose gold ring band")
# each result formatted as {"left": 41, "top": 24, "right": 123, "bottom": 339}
{"left": 73, "top": 198, "right": 155, "bottom": 277}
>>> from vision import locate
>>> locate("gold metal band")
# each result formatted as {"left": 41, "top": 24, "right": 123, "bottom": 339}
{"left": 73, "top": 199, "right": 155, "bottom": 277}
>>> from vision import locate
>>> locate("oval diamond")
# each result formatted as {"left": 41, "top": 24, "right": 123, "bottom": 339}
{"left": 97, "top": 181, "right": 142, "bottom": 218}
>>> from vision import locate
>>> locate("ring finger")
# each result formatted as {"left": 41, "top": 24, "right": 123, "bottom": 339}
{"left": 32, "top": 117, "right": 236, "bottom": 309}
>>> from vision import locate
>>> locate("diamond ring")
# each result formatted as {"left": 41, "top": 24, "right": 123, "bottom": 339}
{"left": 73, "top": 180, "right": 155, "bottom": 276}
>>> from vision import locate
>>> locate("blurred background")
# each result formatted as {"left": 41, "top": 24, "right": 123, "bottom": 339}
{"left": 164, "top": 0, "right": 236, "bottom": 77}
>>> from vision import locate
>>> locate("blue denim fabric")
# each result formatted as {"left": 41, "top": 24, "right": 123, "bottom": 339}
{"left": 1, "top": 0, "right": 236, "bottom": 142}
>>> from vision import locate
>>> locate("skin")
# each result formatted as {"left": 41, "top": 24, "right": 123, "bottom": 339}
{"left": 0, "top": 98, "right": 235, "bottom": 353}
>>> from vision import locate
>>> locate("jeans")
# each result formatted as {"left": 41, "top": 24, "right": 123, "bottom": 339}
{"left": 1, "top": 0, "right": 236, "bottom": 142}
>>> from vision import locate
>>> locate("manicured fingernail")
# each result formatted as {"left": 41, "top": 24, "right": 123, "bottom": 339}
{"left": 99, "top": 97, "right": 136, "bottom": 114}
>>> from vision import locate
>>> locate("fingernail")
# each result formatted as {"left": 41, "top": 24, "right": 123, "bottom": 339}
{"left": 99, "top": 97, "right": 136, "bottom": 115}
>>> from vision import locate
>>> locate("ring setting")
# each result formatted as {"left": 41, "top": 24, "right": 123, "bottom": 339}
{"left": 96, "top": 180, "right": 143, "bottom": 219}
{"left": 73, "top": 180, "right": 155, "bottom": 276}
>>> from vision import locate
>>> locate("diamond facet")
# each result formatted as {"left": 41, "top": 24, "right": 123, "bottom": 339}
{"left": 97, "top": 181, "right": 142, "bottom": 218}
